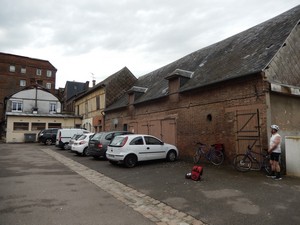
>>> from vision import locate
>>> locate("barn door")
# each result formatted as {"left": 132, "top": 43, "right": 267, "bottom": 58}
{"left": 161, "top": 119, "right": 176, "bottom": 146}
{"left": 236, "top": 109, "right": 261, "bottom": 155}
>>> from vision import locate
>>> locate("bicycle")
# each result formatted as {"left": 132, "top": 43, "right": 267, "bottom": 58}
{"left": 233, "top": 141, "right": 271, "bottom": 174}
{"left": 193, "top": 142, "right": 224, "bottom": 166}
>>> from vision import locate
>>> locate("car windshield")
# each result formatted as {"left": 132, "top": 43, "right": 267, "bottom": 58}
{"left": 109, "top": 136, "right": 126, "bottom": 147}
{"left": 91, "top": 133, "right": 103, "bottom": 141}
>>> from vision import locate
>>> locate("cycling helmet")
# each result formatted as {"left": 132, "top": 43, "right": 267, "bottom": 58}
{"left": 271, "top": 124, "right": 279, "bottom": 131}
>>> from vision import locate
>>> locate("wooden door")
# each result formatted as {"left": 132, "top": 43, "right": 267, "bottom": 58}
{"left": 236, "top": 109, "right": 261, "bottom": 155}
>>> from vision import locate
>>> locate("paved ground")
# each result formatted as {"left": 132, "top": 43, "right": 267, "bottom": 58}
{"left": 1, "top": 143, "right": 300, "bottom": 225}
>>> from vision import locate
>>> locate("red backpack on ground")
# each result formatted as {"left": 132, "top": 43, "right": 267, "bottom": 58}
{"left": 191, "top": 165, "right": 203, "bottom": 181}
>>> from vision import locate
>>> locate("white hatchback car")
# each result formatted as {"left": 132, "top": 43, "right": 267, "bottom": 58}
{"left": 106, "top": 134, "right": 179, "bottom": 167}
{"left": 71, "top": 133, "right": 94, "bottom": 156}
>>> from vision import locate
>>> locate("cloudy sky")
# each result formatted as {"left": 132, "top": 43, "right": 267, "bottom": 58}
{"left": 1, "top": 0, "right": 299, "bottom": 88}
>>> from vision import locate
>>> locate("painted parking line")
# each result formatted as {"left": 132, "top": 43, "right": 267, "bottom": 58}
{"left": 42, "top": 148, "right": 205, "bottom": 225}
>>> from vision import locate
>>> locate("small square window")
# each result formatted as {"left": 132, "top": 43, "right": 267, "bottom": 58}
{"left": 21, "top": 67, "right": 26, "bottom": 74}
{"left": 9, "top": 65, "right": 15, "bottom": 72}
{"left": 46, "top": 83, "right": 51, "bottom": 89}
{"left": 20, "top": 80, "right": 26, "bottom": 87}
{"left": 46, "top": 70, "right": 52, "bottom": 77}
{"left": 36, "top": 69, "right": 42, "bottom": 76}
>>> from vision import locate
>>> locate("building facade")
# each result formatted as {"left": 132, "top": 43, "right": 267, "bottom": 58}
{"left": 0, "top": 52, "right": 57, "bottom": 140}
{"left": 104, "top": 6, "right": 300, "bottom": 162}
{"left": 74, "top": 67, "right": 137, "bottom": 133}
{"left": 5, "top": 85, "right": 81, "bottom": 143}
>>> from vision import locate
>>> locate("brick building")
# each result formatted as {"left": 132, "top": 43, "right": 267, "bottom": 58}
{"left": 104, "top": 6, "right": 300, "bottom": 161}
{"left": 0, "top": 52, "right": 57, "bottom": 139}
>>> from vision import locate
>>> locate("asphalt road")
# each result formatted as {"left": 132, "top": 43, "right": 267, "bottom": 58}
{"left": 1, "top": 143, "right": 300, "bottom": 225}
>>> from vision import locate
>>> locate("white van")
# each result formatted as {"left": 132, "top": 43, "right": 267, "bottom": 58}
{"left": 55, "top": 128, "right": 90, "bottom": 150}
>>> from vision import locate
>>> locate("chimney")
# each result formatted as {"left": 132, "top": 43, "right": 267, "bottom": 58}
{"left": 85, "top": 81, "right": 89, "bottom": 90}
{"left": 92, "top": 80, "right": 96, "bottom": 87}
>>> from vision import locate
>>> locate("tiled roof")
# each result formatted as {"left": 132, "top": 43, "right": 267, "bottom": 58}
{"left": 106, "top": 5, "right": 300, "bottom": 111}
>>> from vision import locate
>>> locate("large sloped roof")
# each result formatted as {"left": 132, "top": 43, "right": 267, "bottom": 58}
{"left": 106, "top": 5, "right": 300, "bottom": 111}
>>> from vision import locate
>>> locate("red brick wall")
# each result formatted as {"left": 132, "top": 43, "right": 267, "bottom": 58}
{"left": 105, "top": 74, "right": 269, "bottom": 162}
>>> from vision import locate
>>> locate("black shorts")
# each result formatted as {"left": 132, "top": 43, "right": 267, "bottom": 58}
{"left": 270, "top": 152, "right": 281, "bottom": 162}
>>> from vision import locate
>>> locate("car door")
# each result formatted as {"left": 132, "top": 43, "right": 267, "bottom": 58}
{"left": 143, "top": 136, "right": 165, "bottom": 160}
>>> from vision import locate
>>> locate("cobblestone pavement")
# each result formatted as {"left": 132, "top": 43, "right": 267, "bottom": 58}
{"left": 41, "top": 148, "right": 205, "bottom": 225}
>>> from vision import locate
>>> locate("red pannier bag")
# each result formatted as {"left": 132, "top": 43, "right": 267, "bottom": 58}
{"left": 191, "top": 165, "right": 203, "bottom": 181}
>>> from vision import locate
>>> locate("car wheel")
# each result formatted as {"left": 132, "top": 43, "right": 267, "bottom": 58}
{"left": 82, "top": 148, "right": 88, "bottom": 156}
{"left": 166, "top": 150, "right": 177, "bottom": 162}
{"left": 45, "top": 138, "right": 53, "bottom": 145}
{"left": 124, "top": 154, "right": 137, "bottom": 168}
{"left": 63, "top": 143, "right": 69, "bottom": 150}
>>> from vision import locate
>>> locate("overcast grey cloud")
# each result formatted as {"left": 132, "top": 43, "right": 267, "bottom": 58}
{"left": 0, "top": 0, "right": 299, "bottom": 88}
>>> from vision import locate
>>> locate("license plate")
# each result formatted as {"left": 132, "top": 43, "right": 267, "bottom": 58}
{"left": 108, "top": 154, "right": 114, "bottom": 158}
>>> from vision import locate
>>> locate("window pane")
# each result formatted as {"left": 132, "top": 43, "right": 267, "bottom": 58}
{"left": 46, "top": 70, "right": 52, "bottom": 77}
{"left": 12, "top": 101, "right": 23, "bottom": 112}
{"left": 48, "top": 123, "right": 61, "bottom": 128}
{"left": 21, "top": 68, "right": 26, "bottom": 74}
{"left": 9, "top": 65, "right": 15, "bottom": 72}
{"left": 32, "top": 123, "right": 46, "bottom": 131}
{"left": 46, "top": 83, "right": 51, "bottom": 89}
{"left": 145, "top": 136, "right": 161, "bottom": 145}
{"left": 13, "top": 122, "right": 29, "bottom": 131}
{"left": 50, "top": 103, "right": 56, "bottom": 112}
{"left": 36, "top": 69, "right": 42, "bottom": 75}
{"left": 20, "top": 80, "right": 26, "bottom": 87}
{"left": 96, "top": 96, "right": 100, "bottom": 110}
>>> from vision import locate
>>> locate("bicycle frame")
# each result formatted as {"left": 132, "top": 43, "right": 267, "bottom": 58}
{"left": 193, "top": 142, "right": 224, "bottom": 166}
{"left": 234, "top": 141, "right": 270, "bottom": 172}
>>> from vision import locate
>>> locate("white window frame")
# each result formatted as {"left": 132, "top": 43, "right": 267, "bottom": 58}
{"left": 12, "top": 101, "right": 23, "bottom": 112}
{"left": 36, "top": 69, "right": 42, "bottom": 76}
{"left": 9, "top": 65, "right": 16, "bottom": 72}
{"left": 46, "top": 70, "right": 52, "bottom": 77}
{"left": 49, "top": 102, "right": 56, "bottom": 113}
{"left": 46, "top": 83, "right": 51, "bottom": 89}
{"left": 21, "top": 67, "right": 26, "bottom": 74}
{"left": 20, "top": 80, "right": 26, "bottom": 87}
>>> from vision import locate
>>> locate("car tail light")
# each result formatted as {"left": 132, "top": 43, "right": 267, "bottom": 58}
{"left": 97, "top": 143, "right": 103, "bottom": 148}
{"left": 120, "top": 136, "right": 128, "bottom": 147}
{"left": 58, "top": 132, "right": 61, "bottom": 141}
{"left": 79, "top": 141, "right": 86, "bottom": 145}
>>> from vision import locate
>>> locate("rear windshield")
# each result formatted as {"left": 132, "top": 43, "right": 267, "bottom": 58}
{"left": 109, "top": 136, "right": 126, "bottom": 147}
{"left": 91, "top": 133, "right": 103, "bottom": 141}
{"left": 78, "top": 135, "right": 86, "bottom": 140}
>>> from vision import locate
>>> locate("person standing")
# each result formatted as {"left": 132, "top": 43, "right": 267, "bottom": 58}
{"left": 267, "top": 124, "right": 282, "bottom": 180}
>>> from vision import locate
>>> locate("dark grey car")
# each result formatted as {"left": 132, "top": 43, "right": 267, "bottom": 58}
{"left": 38, "top": 128, "right": 59, "bottom": 145}
{"left": 87, "top": 131, "right": 133, "bottom": 159}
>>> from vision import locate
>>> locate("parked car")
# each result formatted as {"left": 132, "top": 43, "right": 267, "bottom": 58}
{"left": 67, "top": 134, "right": 83, "bottom": 150}
{"left": 38, "top": 128, "right": 59, "bottom": 145}
{"left": 71, "top": 133, "right": 94, "bottom": 156}
{"left": 106, "top": 134, "right": 178, "bottom": 167}
{"left": 55, "top": 128, "right": 90, "bottom": 150}
{"left": 87, "top": 131, "right": 133, "bottom": 159}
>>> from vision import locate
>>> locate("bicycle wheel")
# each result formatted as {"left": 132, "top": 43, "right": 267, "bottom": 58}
{"left": 233, "top": 154, "right": 252, "bottom": 172}
{"left": 210, "top": 150, "right": 224, "bottom": 166}
{"left": 193, "top": 151, "right": 201, "bottom": 164}
{"left": 263, "top": 158, "right": 272, "bottom": 175}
